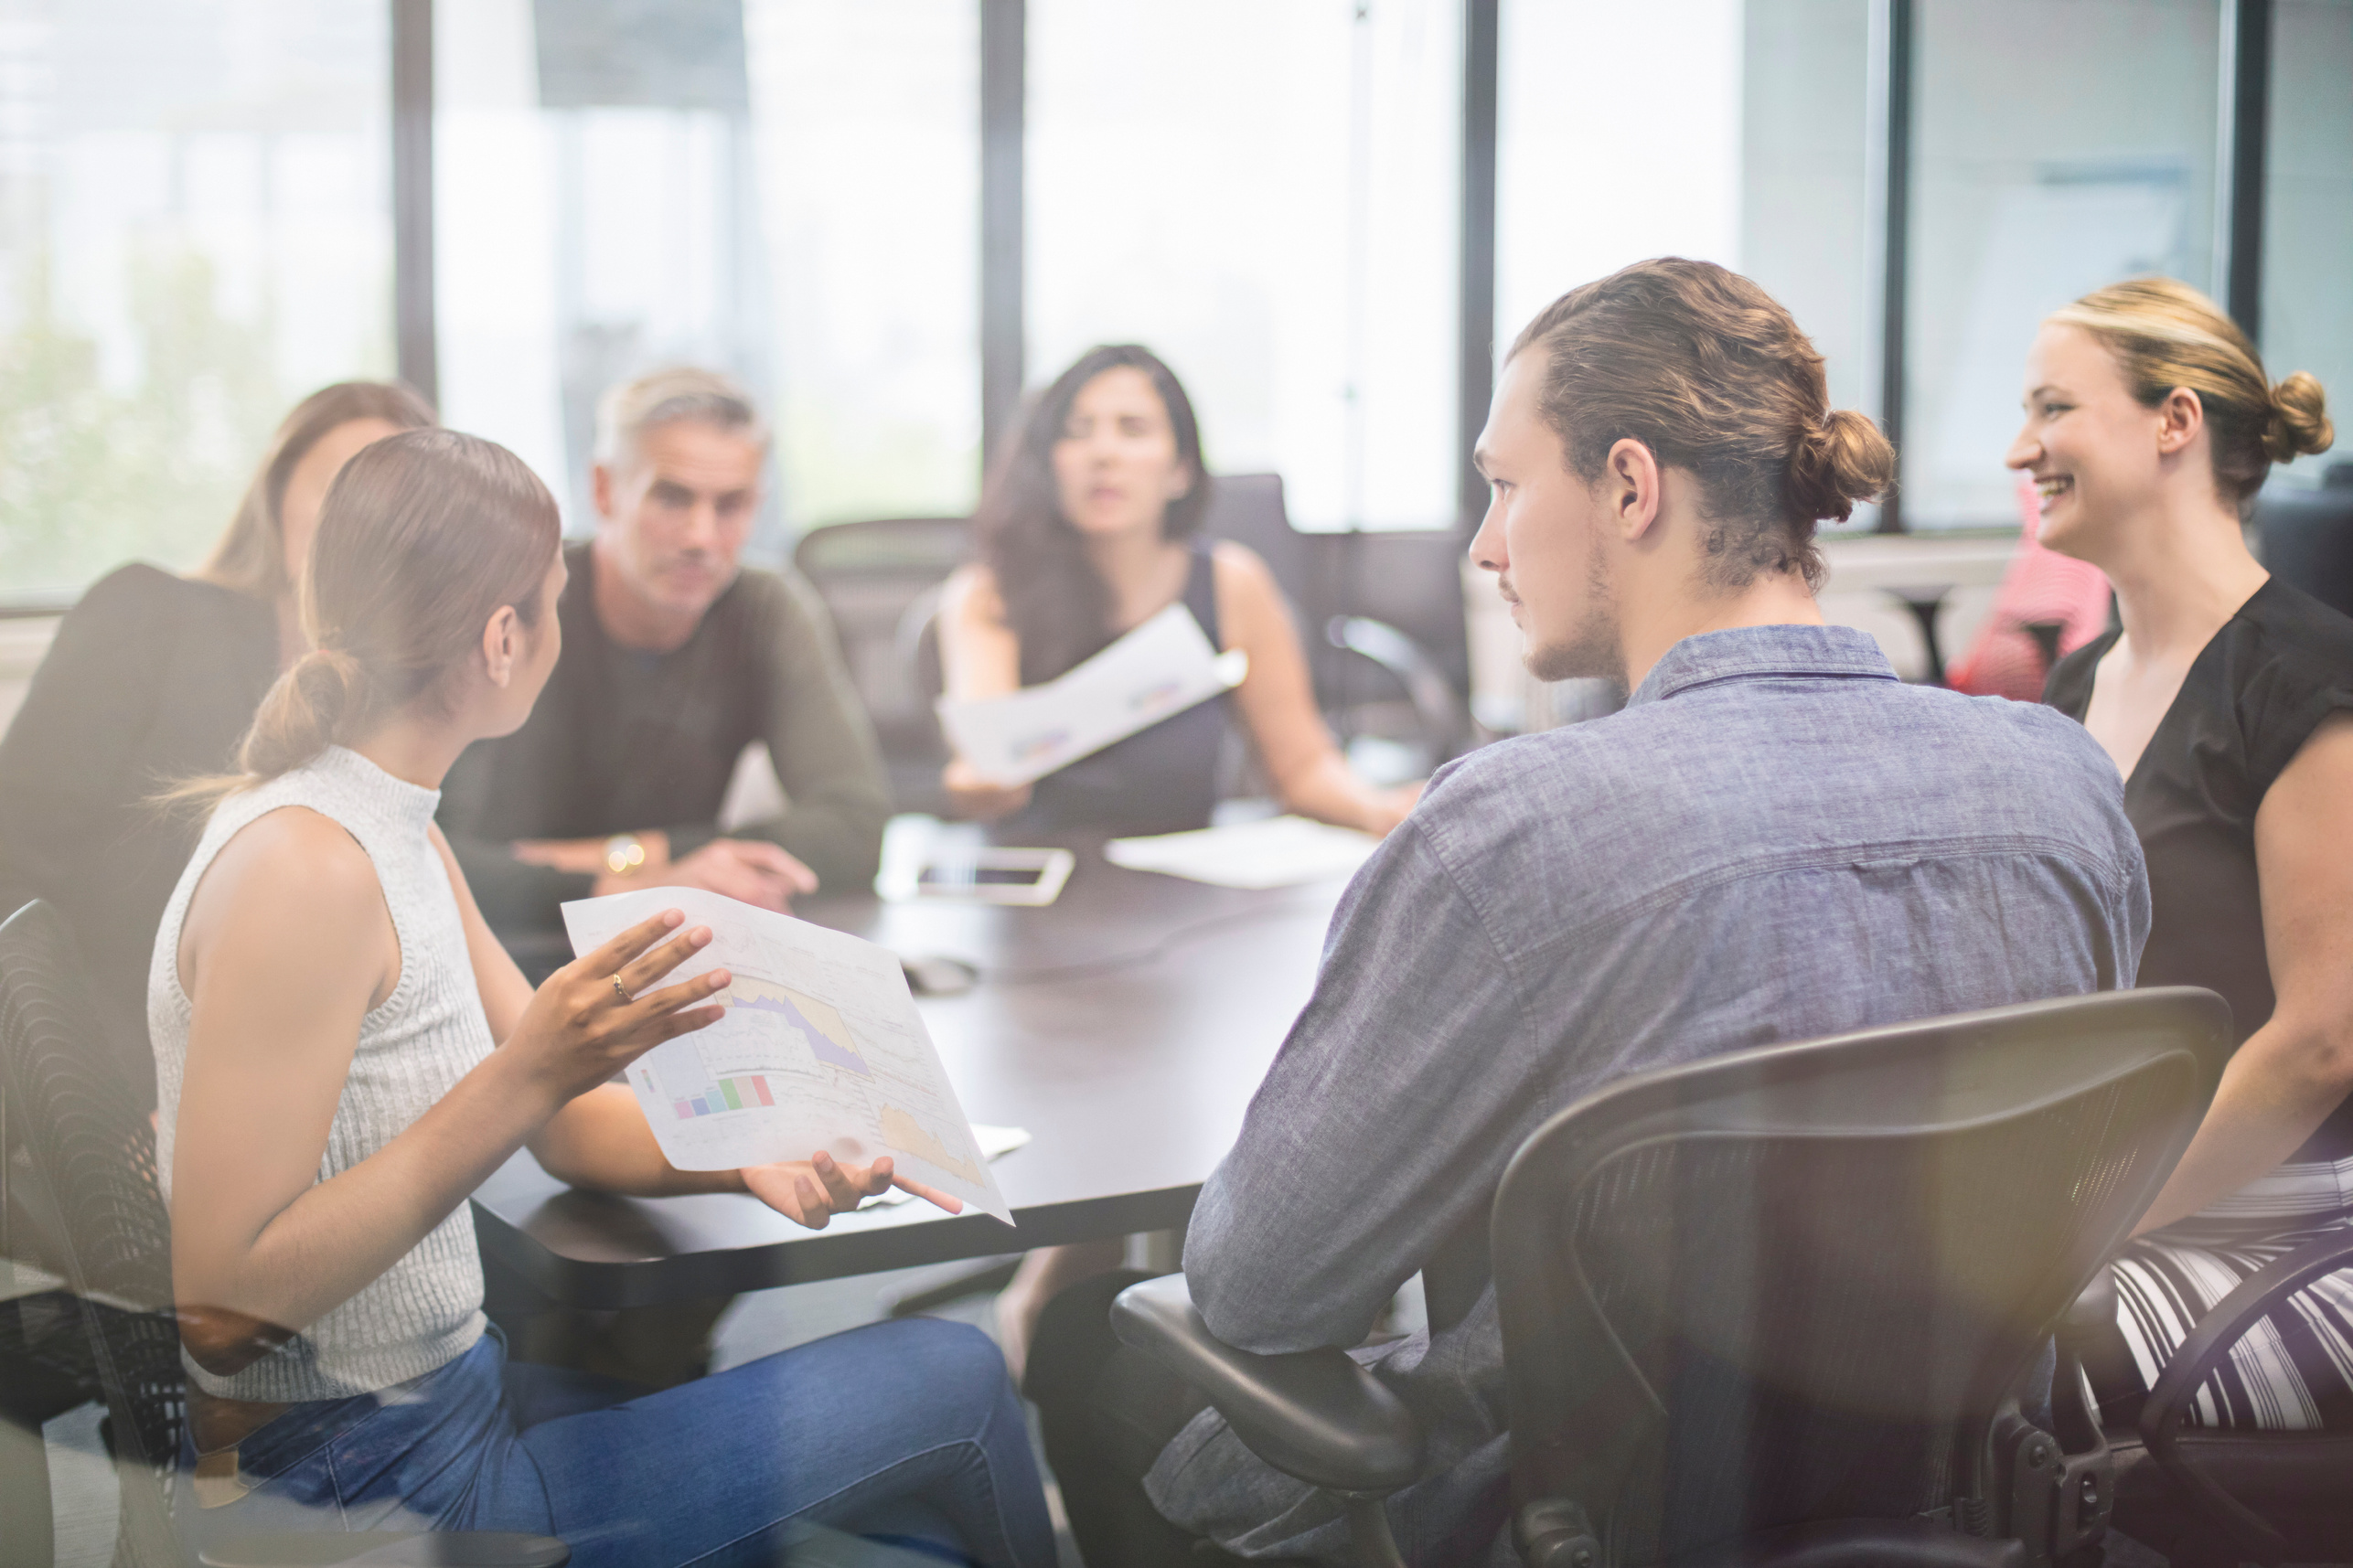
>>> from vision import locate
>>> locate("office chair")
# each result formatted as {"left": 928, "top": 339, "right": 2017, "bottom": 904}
{"left": 1199, "top": 475, "right": 1477, "bottom": 767}
{"left": 2254, "top": 462, "right": 2353, "bottom": 621}
{"left": 1116, "top": 988, "right": 2232, "bottom": 1568}
{"left": 793, "top": 517, "right": 972, "bottom": 814}
{"left": 2085, "top": 1230, "right": 2353, "bottom": 1563}
{"left": 0, "top": 901, "right": 567, "bottom": 1568}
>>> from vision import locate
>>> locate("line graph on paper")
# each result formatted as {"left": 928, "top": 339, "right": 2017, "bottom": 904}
{"left": 570, "top": 886, "right": 1011, "bottom": 1221}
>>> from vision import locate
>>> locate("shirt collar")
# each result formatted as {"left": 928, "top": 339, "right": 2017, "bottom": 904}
{"left": 1625, "top": 623, "right": 1898, "bottom": 709}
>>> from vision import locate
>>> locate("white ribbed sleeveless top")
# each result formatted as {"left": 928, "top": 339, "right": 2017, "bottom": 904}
{"left": 151, "top": 745, "right": 493, "bottom": 1402}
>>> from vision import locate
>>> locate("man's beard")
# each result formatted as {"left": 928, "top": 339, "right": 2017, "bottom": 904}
{"left": 1523, "top": 537, "right": 1627, "bottom": 696}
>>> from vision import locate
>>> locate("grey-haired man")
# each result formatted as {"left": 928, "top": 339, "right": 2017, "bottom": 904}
{"left": 441, "top": 368, "right": 889, "bottom": 944}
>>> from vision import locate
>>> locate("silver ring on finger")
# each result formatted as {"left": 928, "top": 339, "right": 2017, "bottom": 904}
{"left": 609, "top": 974, "right": 632, "bottom": 1004}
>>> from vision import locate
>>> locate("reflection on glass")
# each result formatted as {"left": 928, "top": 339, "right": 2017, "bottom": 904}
{"left": 1028, "top": 0, "right": 1459, "bottom": 532}
{"left": 1909, "top": 0, "right": 2220, "bottom": 529}
{"left": 2260, "top": 0, "right": 2353, "bottom": 484}
{"left": 0, "top": 0, "right": 391, "bottom": 594}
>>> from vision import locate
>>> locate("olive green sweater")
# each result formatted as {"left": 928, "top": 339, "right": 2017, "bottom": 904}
{"left": 438, "top": 543, "right": 890, "bottom": 933}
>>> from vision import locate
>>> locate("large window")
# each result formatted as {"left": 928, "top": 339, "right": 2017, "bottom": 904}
{"left": 1906, "top": 0, "right": 2222, "bottom": 530}
{"left": 0, "top": 0, "right": 392, "bottom": 594}
{"left": 1027, "top": 0, "right": 1460, "bottom": 532}
{"left": 2262, "top": 0, "right": 2353, "bottom": 487}
{"left": 435, "top": 0, "right": 979, "bottom": 543}
{"left": 1496, "top": 0, "right": 1746, "bottom": 350}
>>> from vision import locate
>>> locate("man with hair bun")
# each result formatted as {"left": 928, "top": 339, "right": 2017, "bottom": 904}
{"left": 1022, "top": 259, "right": 2153, "bottom": 1566}
{"left": 439, "top": 367, "right": 889, "bottom": 947}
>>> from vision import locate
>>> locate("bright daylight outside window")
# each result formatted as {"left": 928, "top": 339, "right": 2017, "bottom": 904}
{"left": 435, "top": 0, "right": 979, "bottom": 543}
{"left": 0, "top": 0, "right": 392, "bottom": 597}
{"left": 1027, "top": 0, "right": 1460, "bottom": 533}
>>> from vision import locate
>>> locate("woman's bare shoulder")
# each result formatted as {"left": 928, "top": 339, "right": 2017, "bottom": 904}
{"left": 1208, "top": 540, "right": 1294, "bottom": 633}
{"left": 194, "top": 805, "right": 382, "bottom": 930}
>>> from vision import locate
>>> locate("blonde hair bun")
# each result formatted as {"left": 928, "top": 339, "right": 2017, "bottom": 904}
{"left": 2267, "top": 371, "right": 2336, "bottom": 462}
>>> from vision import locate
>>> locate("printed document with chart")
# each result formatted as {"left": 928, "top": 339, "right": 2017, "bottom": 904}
{"left": 560, "top": 887, "right": 1013, "bottom": 1224}
{"left": 936, "top": 602, "right": 1247, "bottom": 786}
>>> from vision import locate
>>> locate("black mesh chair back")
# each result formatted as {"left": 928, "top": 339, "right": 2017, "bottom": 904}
{"left": 0, "top": 900, "right": 184, "bottom": 1566}
{"left": 793, "top": 517, "right": 972, "bottom": 811}
{"left": 1492, "top": 988, "right": 2230, "bottom": 1564}
{"left": 2255, "top": 462, "right": 2353, "bottom": 622}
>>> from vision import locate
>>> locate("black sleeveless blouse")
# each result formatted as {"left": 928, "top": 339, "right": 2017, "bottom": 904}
{"left": 2044, "top": 578, "right": 2353, "bottom": 1160}
{"left": 1004, "top": 539, "right": 1231, "bottom": 837}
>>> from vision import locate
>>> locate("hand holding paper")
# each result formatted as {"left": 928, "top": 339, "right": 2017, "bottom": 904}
{"left": 938, "top": 603, "right": 1247, "bottom": 787}
{"left": 561, "top": 886, "right": 1015, "bottom": 1225}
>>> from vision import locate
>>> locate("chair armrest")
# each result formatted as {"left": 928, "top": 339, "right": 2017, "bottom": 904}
{"left": 2138, "top": 1229, "right": 2353, "bottom": 1562}
{"left": 1110, "top": 1274, "right": 1425, "bottom": 1494}
{"left": 198, "top": 1531, "right": 569, "bottom": 1567}
{"left": 1323, "top": 616, "right": 1473, "bottom": 762}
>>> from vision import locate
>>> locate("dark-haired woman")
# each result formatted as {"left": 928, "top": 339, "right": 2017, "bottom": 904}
{"left": 940, "top": 347, "right": 1418, "bottom": 1376}
{"left": 157, "top": 429, "right": 1053, "bottom": 1566}
{"left": 0, "top": 381, "right": 434, "bottom": 1105}
{"left": 938, "top": 344, "right": 1417, "bottom": 837}
{"left": 2011, "top": 277, "right": 2353, "bottom": 1429}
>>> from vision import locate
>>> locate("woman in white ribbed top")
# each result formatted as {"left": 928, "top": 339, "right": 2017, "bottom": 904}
{"left": 157, "top": 430, "right": 1053, "bottom": 1567}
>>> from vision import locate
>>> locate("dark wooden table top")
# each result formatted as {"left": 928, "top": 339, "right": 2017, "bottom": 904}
{"left": 469, "top": 837, "right": 1348, "bottom": 1307}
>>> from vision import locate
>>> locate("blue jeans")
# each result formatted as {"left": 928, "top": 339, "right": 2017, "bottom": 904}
{"left": 176, "top": 1319, "right": 1056, "bottom": 1568}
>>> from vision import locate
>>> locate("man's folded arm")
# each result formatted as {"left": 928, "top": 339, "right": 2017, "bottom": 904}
{"left": 1183, "top": 817, "right": 1545, "bottom": 1354}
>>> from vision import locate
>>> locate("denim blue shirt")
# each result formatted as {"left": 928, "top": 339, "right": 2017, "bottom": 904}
{"left": 1148, "top": 624, "right": 2150, "bottom": 1565}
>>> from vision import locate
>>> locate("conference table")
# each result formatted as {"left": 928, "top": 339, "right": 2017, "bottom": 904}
{"left": 468, "top": 834, "right": 1351, "bottom": 1309}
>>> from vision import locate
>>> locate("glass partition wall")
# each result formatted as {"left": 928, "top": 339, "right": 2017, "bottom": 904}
{"left": 2261, "top": 0, "right": 2353, "bottom": 485}
{"left": 1905, "top": 0, "right": 2222, "bottom": 530}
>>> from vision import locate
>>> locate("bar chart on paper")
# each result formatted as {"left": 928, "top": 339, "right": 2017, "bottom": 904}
{"left": 564, "top": 886, "right": 1014, "bottom": 1222}
{"left": 645, "top": 977, "right": 872, "bottom": 1121}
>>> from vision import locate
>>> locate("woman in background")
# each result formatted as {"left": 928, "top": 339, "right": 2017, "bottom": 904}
{"left": 0, "top": 381, "right": 433, "bottom": 1102}
{"left": 938, "top": 343, "right": 1417, "bottom": 838}
{"left": 2009, "top": 277, "right": 2353, "bottom": 1428}
{"left": 160, "top": 428, "right": 1052, "bottom": 1567}
{"left": 938, "top": 345, "right": 1419, "bottom": 1376}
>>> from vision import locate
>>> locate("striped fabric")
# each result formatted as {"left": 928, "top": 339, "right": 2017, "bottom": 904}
{"left": 2110, "top": 1154, "right": 2353, "bottom": 1430}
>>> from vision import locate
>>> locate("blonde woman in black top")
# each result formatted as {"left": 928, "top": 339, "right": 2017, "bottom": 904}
{"left": 2011, "top": 276, "right": 2351, "bottom": 1427}
{"left": 0, "top": 382, "right": 433, "bottom": 1102}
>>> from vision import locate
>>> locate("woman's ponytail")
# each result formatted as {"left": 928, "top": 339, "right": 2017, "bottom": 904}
{"left": 158, "top": 430, "right": 560, "bottom": 815}
{"left": 235, "top": 647, "right": 373, "bottom": 783}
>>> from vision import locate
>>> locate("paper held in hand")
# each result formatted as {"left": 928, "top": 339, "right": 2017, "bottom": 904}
{"left": 936, "top": 602, "right": 1248, "bottom": 787}
{"left": 560, "top": 887, "right": 1014, "bottom": 1225}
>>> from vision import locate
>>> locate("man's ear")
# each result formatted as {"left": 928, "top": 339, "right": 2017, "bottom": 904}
{"left": 2155, "top": 387, "right": 2204, "bottom": 456}
{"left": 480, "top": 604, "right": 522, "bottom": 689}
{"left": 591, "top": 462, "right": 617, "bottom": 522}
{"left": 1604, "top": 438, "right": 1665, "bottom": 541}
